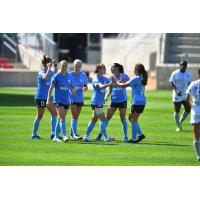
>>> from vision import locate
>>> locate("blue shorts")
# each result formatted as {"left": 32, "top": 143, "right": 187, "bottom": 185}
{"left": 110, "top": 101, "right": 127, "bottom": 108}
{"left": 54, "top": 102, "right": 69, "bottom": 109}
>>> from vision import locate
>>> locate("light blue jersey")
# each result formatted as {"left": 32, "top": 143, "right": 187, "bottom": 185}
{"left": 35, "top": 68, "right": 54, "bottom": 100}
{"left": 91, "top": 75, "right": 110, "bottom": 105}
{"left": 129, "top": 76, "right": 146, "bottom": 105}
{"left": 68, "top": 71, "right": 88, "bottom": 103}
{"left": 51, "top": 72, "right": 71, "bottom": 104}
{"left": 111, "top": 73, "right": 130, "bottom": 103}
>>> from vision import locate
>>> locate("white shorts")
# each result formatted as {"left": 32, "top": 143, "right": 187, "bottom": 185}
{"left": 190, "top": 105, "right": 200, "bottom": 124}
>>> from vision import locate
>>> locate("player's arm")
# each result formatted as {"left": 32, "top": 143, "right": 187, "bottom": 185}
{"left": 97, "top": 82, "right": 112, "bottom": 90}
{"left": 170, "top": 82, "right": 181, "bottom": 96}
{"left": 105, "top": 85, "right": 112, "bottom": 102}
{"left": 42, "top": 62, "right": 52, "bottom": 80}
{"left": 47, "top": 84, "right": 55, "bottom": 105}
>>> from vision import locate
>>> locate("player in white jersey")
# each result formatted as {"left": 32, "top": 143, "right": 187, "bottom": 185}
{"left": 169, "top": 61, "right": 192, "bottom": 132}
{"left": 186, "top": 69, "right": 200, "bottom": 161}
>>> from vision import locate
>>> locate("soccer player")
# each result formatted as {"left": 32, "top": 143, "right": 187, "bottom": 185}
{"left": 96, "top": 63, "right": 130, "bottom": 142}
{"left": 68, "top": 59, "right": 89, "bottom": 140}
{"left": 83, "top": 64, "right": 115, "bottom": 142}
{"left": 31, "top": 55, "right": 58, "bottom": 139}
{"left": 47, "top": 60, "right": 71, "bottom": 142}
{"left": 169, "top": 61, "right": 192, "bottom": 132}
{"left": 112, "top": 63, "right": 148, "bottom": 143}
{"left": 186, "top": 69, "right": 200, "bottom": 161}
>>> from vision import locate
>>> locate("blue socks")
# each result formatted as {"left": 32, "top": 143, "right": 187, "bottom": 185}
{"left": 100, "top": 120, "right": 108, "bottom": 139}
{"left": 71, "top": 119, "right": 78, "bottom": 136}
{"left": 32, "top": 117, "right": 40, "bottom": 136}
{"left": 135, "top": 121, "right": 142, "bottom": 136}
{"left": 60, "top": 119, "right": 67, "bottom": 137}
{"left": 51, "top": 115, "right": 57, "bottom": 136}
{"left": 122, "top": 120, "right": 128, "bottom": 139}
{"left": 131, "top": 122, "right": 138, "bottom": 141}
{"left": 97, "top": 119, "right": 109, "bottom": 138}
{"left": 85, "top": 121, "right": 95, "bottom": 137}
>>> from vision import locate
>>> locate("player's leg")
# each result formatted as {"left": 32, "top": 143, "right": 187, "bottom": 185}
{"left": 46, "top": 101, "right": 59, "bottom": 139}
{"left": 32, "top": 101, "right": 45, "bottom": 139}
{"left": 56, "top": 106, "right": 68, "bottom": 142}
{"left": 179, "top": 100, "right": 191, "bottom": 127}
{"left": 96, "top": 106, "right": 116, "bottom": 140}
{"left": 119, "top": 107, "right": 128, "bottom": 142}
{"left": 83, "top": 110, "right": 98, "bottom": 141}
{"left": 174, "top": 102, "right": 181, "bottom": 131}
{"left": 192, "top": 123, "right": 200, "bottom": 161}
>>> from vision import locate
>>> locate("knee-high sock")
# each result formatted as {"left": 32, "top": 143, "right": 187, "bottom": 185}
{"left": 100, "top": 120, "right": 108, "bottom": 139}
{"left": 174, "top": 112, "right": 180, "bottom": 127}
{"left": 55, "top": 120, "right": 61, "bottom": 138}
{"left": 131, "top": 121, "right": 138, "bottom": 141}
{"left": 32, "top": 117, "right": 40, "bottom": 136}
{"left": 179, "top": 111, "right": 189, "bottom": 124}
{"left": 97, "top": 119, "right": 109, "bottom": 138}
{"left": 85, "top": 121, "right": 95, "bottom": 137}
{"left": 71, "top": 119, "right": 78, "bottom": 136}
{"left": 136, "top": 122, "right": 142, "bottom": 136}
{"left": 60, "top": 119, "right": 67, "bottom": 137}
{"left": 51, "top": 115, "right": 57, "bottom": 135}
{"left": 193, "top": 140, "right": 200, "bottom": 158}
{"left": 122, "top": 120, "right": 128, "bottom": 139}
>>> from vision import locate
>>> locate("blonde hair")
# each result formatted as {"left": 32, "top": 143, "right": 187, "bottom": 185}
{"left": 73, "top": 59, "right": 82, "bottom": 66}
{"left": 59, "top": 60, "right": 68, "bottom": 68}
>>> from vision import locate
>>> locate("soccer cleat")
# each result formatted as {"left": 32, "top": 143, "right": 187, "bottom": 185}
{"left": 176, "top": 127, "right": 181, "bottom": 132}
{"left": 83, "top": 136, "right": 92, "bottom": 142}
{"left": 75, "top": 134, "right": 83, "bottom": 140}
{"left": 53, "top": 137, "right": 62, "bottom": 142}
{"left": 104, "top": 136, "right": 115, "bottom": 142}
{"left": 96, "top": 134, "right": 103, "bottom": 141}
{"left": 128, "top": 139, "right": 138, "bottom": 143}
{"left": 32, "top": 135, "right": 42, "bottom": 139}
{"left": 123, "top": 137, "right": 128, "bottom": 143}
{"left": 137, "top": 134, "right": 146, "bottom": 142}
{"left": 50, "top": 134, "right": 55, "bottom": 140}
{"left": 63, "top": 136, "right": 69, "bottom": 142}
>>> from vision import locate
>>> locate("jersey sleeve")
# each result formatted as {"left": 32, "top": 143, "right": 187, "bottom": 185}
{"left": 38, "top": 71, "right": 45, "bottom": 80}
{"left": 169, "top": 72, "right": 175, "bottom": 83}
{"left": 124, "top": 73, "right": 130, "bottom": 81}
{"left": 129, "top": 77, "right": 137, "bottom": 87}
{"left": 105, "top": 77, "right": 110, "bottom": 84}
{"left": 186, "top": 82, "right": 194, "bottom": 96}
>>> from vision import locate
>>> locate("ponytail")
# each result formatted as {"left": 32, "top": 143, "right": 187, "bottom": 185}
{"left": 135, "top": 63, "right": 148, "bottom": 86}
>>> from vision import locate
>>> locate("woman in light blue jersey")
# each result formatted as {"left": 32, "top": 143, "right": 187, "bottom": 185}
{"left": 96, "top": 63, "right": 130, "bottom": 142}
{"left": 113, "top": 63, "right": 148, "bottom": 143}
{"left": 68, "top": 59, "right": 89, "bottom": 140}
{"left": 83, "top": 64, "right": 115, "bottom": 142}
{"left": 31, "top": 55, "right": 58, "bottom": 139}
{"left": 186, "top": 69, "right": 200, "bottom": 162}
{"left": 47, "top": 60, "right": 71, "bottom": 142}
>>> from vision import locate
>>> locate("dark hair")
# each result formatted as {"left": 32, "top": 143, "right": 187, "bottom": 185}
{"left": 198, "top": 69, "right": 200, "bottom": 75}
{"left": 180, "top": 60, "right": 187, "bottom": 67}
{"left": 113, "top": 63, "right": 124, "bottom": 73}
{"left": 94, "top": 63, "right": 106, "bottom": 73}
{"left": 42, "top": 54, "right": 52, "bottom": 66}
{"left": 135, "top": 63, "right": 148, "bottom": 86}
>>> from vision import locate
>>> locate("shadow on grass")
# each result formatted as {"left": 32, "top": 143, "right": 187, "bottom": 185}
{"left": 139, "top": 142, "right": 190, "bottom": 147}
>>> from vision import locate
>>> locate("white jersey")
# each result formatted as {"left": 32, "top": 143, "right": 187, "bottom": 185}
{"left": 169, "top": 69, "right": 192, "bottom": 102}
{"left": 186, "top": 80, "right": 200, "bottom": 124}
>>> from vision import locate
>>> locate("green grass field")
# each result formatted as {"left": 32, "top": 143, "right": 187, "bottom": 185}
{"left": 0, "top": 87, "right": 198, "bottom": 166}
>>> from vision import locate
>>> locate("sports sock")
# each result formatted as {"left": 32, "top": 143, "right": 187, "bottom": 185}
{"left": 51, "top": 115, "right": 57, "bottom": 136}
{"left": 97, "top": 119, "right": 109, "bottom": 138}
{"left": 60, "top": 119, "right": 67, "bottom": 137}
{"left": 131, "top": 121, "right": 138, "bottom": 141}
{"left": 179, "top": 111, "right": 189, "bottom": 124}
{"left": 55, "top": 120, "right": 60, "bottom": 138}
{"left": 32, "top": 117, "right": 40, "bottom": 136}
{"left": 136, "top": 122, "right": 142, "bottom": 136}
{"left": 122, "top": 120, "right": 128, "bottom": 139}
{"left": 193, "top": 140, "right": 200, "bottom": 158}
{"left": 100, "top": 120, "right": 108, "bottom": 139}
{"left": 85, "top": 121, "right": 95, "bottom": 137}
{"left": 174, "top": 112, "right": 180, "bottom": 127}
{"left": 71, "top": 119, "right": 78, "bottom": 136}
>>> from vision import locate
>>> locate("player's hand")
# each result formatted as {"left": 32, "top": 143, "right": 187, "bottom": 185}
{"left": 46, "top": 62, "right": 52, "bottom": 69}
